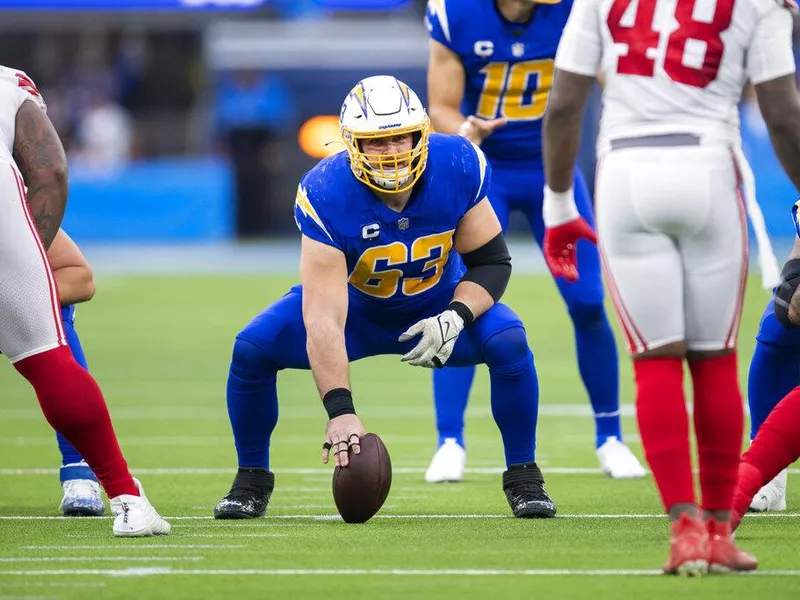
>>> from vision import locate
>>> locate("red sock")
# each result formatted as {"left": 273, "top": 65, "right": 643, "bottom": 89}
{"left": 634, "top": 357, "right": 694, "bottom": 510}
{"left": 15, "top": 346, "right": 138, "bottom": 498}
{"left": 689, "top": 353, "right": 744, "bottom": 511}
{"left": 743, "top": 385, "right": 800, "bottom": 485}
{"left": 733, "top": 462, "right": 765, "bottom": 519}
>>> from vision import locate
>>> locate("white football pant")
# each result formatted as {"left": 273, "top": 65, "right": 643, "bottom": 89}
{"left": 596, "top": 142, "right": 748, "bottom": 355}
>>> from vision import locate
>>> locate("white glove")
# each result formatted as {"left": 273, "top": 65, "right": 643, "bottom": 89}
{"left": 399, "top": 310, "right": 465, "bottom": 368}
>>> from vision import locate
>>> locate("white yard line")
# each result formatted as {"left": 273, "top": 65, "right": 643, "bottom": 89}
{"left": 175, "top": 534, "right": 288, "bottom": 538}
{"left": 0, "top": 568, "right": 799, "bottom": 577}
{"left": 0, "top": 403, "right": 637, "bottom": 422}
{"left": 0, "top": 582, "right": 107, "bottom": 588}
{"left": 23, "top": 545, "right": 245, "bottom": 550}
{"left": 15, "top": 465, "right": 800, "bottom": 476}
{"left": 4, "top": 513, "right": 800, "bottom": 521}
{"left": 0, "top": 557, "right": 204, "bottom": 562}
{"left": 0, "top": 467, "right": 605, "bottom": 476}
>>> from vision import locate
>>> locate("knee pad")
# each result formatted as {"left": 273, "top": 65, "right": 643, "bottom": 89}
{"left": 230, "top": 337, "right": 277, "bottom": 379}
{"left": 483, "top": 326, "right": 531, "bottom": 367}
{"left": 567, "top": 301, "right": 607, "bottom": 330}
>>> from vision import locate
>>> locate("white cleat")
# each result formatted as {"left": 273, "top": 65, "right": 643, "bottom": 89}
{"left": 425, "top": 438, "right": 466, "bottom": 483}
{"left": 597, "top": 437, "right": 647, "bottom": 479}
{"left": 749, "top": 468, "right": 787, "bottom": 512}
{"left": 60, "top": 479, "right": 105, "bottom": 517}
{"left": 110, "top": 478, "right": 171, "bottom": 537}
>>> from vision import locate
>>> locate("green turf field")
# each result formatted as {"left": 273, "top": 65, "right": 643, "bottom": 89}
{"left": 0, "top": 274, "right": 797, "bottom": 599}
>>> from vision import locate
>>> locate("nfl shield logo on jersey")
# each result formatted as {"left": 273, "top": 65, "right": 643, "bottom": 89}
{"left": 397, "top": 217, "right": 410, "bottom": 231}
{"left": 511, "top": 43, "right": 525, "bottom": 58}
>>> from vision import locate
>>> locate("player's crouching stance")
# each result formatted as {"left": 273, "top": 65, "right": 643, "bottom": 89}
{"left": 214, "top": 75, "right": 555, "bottom": 520}
{"left": 0, "top": 65, "right": 169, "bottom": 537}
{"left": 732, "top": 220, "right": 800, "bottom": 531}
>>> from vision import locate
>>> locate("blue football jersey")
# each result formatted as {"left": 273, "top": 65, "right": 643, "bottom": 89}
{"left": 294, "top": 133, "right": 491, "bottom": 318}
{"left": 792, "top": 200, "right": 800, "bottom": 239}
{"left": 426, "top": 0, "right": 573, "bottom": 161}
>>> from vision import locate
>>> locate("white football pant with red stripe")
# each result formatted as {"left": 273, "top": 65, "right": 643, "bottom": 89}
{"left": 595, "top": 143, "right": 748, "bottom": 355}
{"left": 0, "top": 161, "right": 66, "bottom": 362}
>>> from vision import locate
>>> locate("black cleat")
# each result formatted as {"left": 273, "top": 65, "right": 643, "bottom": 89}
{"left": 214, "top": 468, "right": 274, "bottom": 519}
{"left": 503, "top": 462, "right": 557, "bottom": 518}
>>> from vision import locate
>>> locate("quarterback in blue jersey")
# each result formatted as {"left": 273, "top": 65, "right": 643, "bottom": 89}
{"left": 48, "top": 230, "right": 105, "bottom": 516}
{"left": 424, "top": 0, "right": 645, "bottom": 481}
{"left": 213, "top": 75, "right": 556, "bottom": 520}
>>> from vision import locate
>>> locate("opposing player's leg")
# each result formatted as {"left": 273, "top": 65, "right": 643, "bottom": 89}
{"left": 0, "top": 164, "right": 167, "bottom": 536}
{"left": 426, "top": 191, "right": 511, "bottom": 483}
{"left": 597, "top": 148, "right": 705, "bottom": 575}
{"left": 447, "top": 303, "right": 555, "bottom": 518}
{"left": 215, "top": 287, "right": 393, "bottom": 518}
{"left": 732, "top": 385, "right": 800, "bottom": 532}
{"left": 529, "top": 167, "right": 642, "bottom": 478}
{"left": 745, "top": 300, "right": 800, "bottom": 511}
{"left": 56, "top": 305, "right": 104, "bottom": 517}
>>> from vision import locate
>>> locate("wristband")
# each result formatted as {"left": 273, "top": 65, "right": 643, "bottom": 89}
{"left": 543, "top": 185, "right": 579, "bottom": 227}
{"left": 447, "top": 301, "right": 475, "bottom": 326}
{"left": 322, "top": 388, "right": 356, "bottom": 419}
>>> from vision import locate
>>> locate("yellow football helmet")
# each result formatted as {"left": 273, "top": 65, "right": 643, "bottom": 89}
{"left": 339, "top": 75, "right": 430, "bottom": 194}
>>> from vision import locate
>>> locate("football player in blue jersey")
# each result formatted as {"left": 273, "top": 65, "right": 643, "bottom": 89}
{"left": 213, "top": 75, "right": 557, "bottom": 520}
{"left": 745, "top": 284, "right": 800, "bottom": 513}
{"left": 423, "top": 0, "right": 645, "bottom": 481}
{"left": 734, "top": 214, "right": 800, "bottom": 530}
{"left": 48, "top": 230, "right": 105, "bottom": 516}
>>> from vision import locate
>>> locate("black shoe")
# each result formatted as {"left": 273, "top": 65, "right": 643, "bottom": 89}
{"left": 214, "top": 468, "right": 274, "bottom": 519}
{"left": 503, "top": 462, "right": 557, "bottom": 518}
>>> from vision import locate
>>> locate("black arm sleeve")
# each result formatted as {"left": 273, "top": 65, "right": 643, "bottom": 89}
{"left": 459, "top": 233, "right": 512, "bottom": 303}
{"left": 774, "top": 258, "right": 800, "bottom": 329}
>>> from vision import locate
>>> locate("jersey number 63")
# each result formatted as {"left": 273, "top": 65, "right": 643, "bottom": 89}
{"left": 349, "top": 230, "right": 455, "bottom": 298}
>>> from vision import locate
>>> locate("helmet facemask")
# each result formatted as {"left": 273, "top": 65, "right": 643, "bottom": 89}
{"left": 339, "top": 76, "right": 431, "bottom": 194}
{"left": 342, "top": 120, "right": 430, "bottom": 194}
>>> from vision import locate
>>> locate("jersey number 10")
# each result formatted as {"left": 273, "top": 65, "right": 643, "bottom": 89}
{"left": 476, "top": 59, "right": 554, "bottom": 121}
{"left": 607, "top": 0, "right": 735, "bottom": 88}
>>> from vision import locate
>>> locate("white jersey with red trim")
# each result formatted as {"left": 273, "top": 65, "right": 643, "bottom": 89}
{"left": 555, "top": 0, "right": 796, "bottom": 155}
{"left": 0, "top": 65, "right": 47, "bottom": 166}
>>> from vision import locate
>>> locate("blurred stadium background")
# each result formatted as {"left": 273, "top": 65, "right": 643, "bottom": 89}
{"left": 0, "top": 0, "right": 797, "bottom": 264}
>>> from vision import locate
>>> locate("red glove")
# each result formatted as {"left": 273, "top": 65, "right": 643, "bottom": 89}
{"left": 543, "top": 218, "right": 597, "bottom": 283}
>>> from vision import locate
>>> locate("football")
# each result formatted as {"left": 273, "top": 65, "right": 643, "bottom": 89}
{"left": 332, "top": 432, "right": 392, "bottom": 523}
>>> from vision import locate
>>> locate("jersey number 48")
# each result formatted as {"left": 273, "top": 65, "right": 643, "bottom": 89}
{"left": 607, "top": 0, "right": 734, "bottom": 88}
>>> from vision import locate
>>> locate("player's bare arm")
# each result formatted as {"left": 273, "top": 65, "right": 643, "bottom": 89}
{"left": 400, "top": 199, "right": 511, "bottom": 369}
{"left": 542, "top": 69, "right": 595, "bottom": 194}
{"left": 48, "top": 229, "right": 95, "bottom": 306}
{"left": 12, "top": 98, "right": 68, "bottom": 250}
{"left": 755, "top": 74, "right": 800, "bottom": 192}
{"left": 541, "top": 69, "right": 598, "bottom": 282}
{"left": 451, "top": 198, "right": 508, "bottom": 317}
{"left": 300, "top": 234, "right": 365, "bottom": 467}
{"left": 427, "top": 40, "right": 506, "bottom": 144}
{"left": 427, "top": 40, "right": 467, "bottom": 133}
